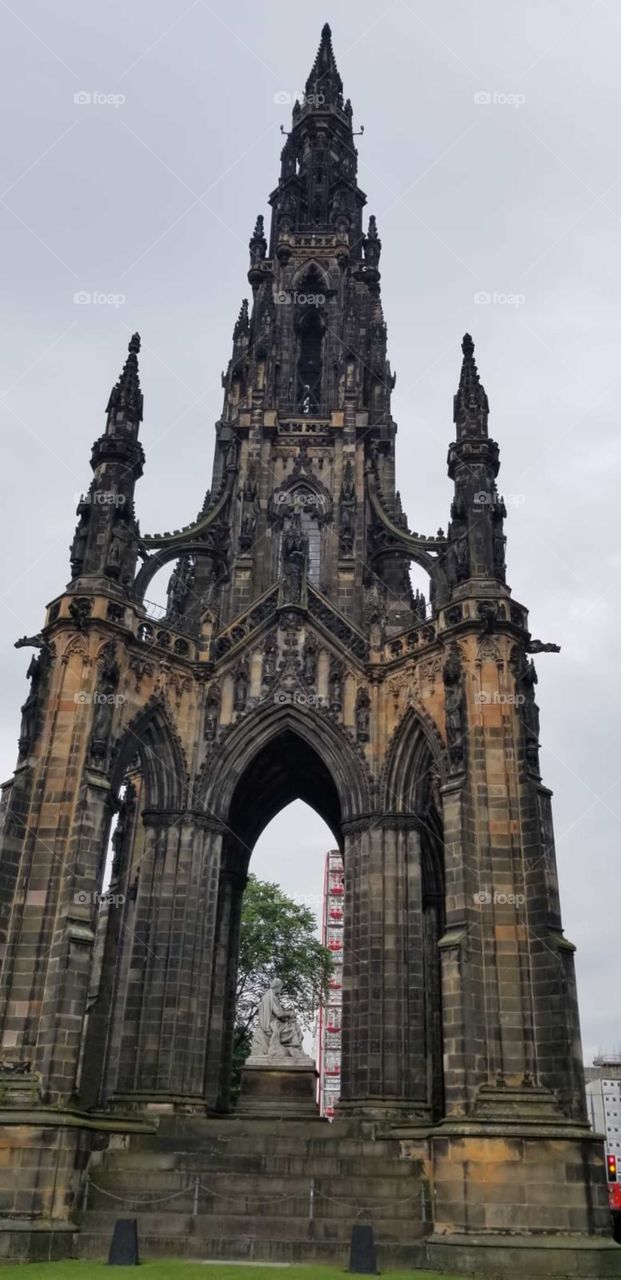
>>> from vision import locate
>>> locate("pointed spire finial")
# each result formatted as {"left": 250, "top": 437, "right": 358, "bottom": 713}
{"left": 305, "top": 22, "right": 343, "bottom": 105}
{"left": 106, "top": 332, "right": 143, "bottom": 426}
{"left": 454, "top": 332, "right": 489, "bottom": 437}
{"left": 233, "top": 298, "right": 249, "bottom": 340}
{"left": 249, "top": 216, "right": 267, "bottom": 268}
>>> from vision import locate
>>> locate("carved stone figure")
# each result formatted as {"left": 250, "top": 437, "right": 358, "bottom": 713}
{"left": 204, "top": 684, "right": 221, "bottom": 740}
{"left": 328, "top": 659, "right": 343, "bottom": 714}
{"left": 281, "top": 515, "right": 308, "bottom": 605}
{"left": 302, "top": 636, "right": 317, "bottom": 686}
{"left": 262, "top": 635, "right": 278, "bottom": 687}
{"left": 18, "top": 652, "right": 46, "bottom": 758}
{"left": 355, "top": 686, "right": 370, "bottom": 743}
{"left": 247, "top": 979, "right": 310, "bottom": 1064}
{"left": 166, "top": 555, "right": 194, "bottom": 621}
{"left": 88, "top": 644, "right": 120, "bottom": 766}
{"left": 233, "top": 659, "right": 249, "bottom": 712}
{"left": 443, "top": 644, "right": 465, "bottom": 773}
{"left": 339, "top": 459, "right": 356, "bottom": 554}
{"left": 70, "top": 511, "right": 89, "bottom": 577}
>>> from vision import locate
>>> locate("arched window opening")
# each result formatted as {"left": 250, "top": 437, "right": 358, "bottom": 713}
{"left": 296, "top": 308, "right": 323, "bottom": 413}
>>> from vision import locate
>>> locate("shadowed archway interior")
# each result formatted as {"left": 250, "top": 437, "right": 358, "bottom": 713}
{"left": 225, "top": 728, "right": 342, "bottom": 860}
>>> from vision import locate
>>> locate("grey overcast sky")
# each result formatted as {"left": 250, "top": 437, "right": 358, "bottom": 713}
{"left": 1, "top": 0, "right": 619, "bottom": 1062}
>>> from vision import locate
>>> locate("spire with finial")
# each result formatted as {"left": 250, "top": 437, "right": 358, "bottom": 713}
{"left": 106, "top": 333, "right": 143, "bottom": 429}
{"left": 248, "top": 215, "right": 267, "bottom": 273}
{"left": 453, "top": 333, "right": 489, "bottom": 439}
{"left": 305, "top": 23, "right": 343, "bottom": 106}
{"left": 364, "top": 215, "right": 381, "bottom": 269}
{"left": 233, "top": 299, "right": 249, "bottom": 341}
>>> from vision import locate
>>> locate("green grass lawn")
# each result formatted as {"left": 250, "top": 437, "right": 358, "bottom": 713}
{"left": 0, "top": 1263, "right": 465, "bottom": 1280}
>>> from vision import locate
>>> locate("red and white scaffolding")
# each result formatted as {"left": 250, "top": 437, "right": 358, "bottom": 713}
{"left": 317, "top": 848, "right": 344, "bottom": 1118}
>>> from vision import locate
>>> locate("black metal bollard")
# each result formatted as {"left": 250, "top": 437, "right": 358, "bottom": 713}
{"left": 107, "top": 1218, "right": 139, "bottom": 1265}
{"left": 349, "top": 1222, "right": 378, "bottom": 1274}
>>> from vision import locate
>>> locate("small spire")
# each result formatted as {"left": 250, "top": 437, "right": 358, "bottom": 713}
{"left": 453, "top": 332, "right": 489, "bottom": 437}
{"left": 364, "top": 215, "right": 381, "bottom": 268}
{"left": 305, "top": 23, "right": 343, "bottom": 105}
{"left": 106, "top": 332, "right": 143, "bottom": 425}
{"left": 249, "top": 215, "right": 267, "bottom": 266}
{"left": 233, "top": 299, "right": 249, "bottom": 340}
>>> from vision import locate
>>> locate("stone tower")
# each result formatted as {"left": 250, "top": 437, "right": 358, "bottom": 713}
{"left": 0, "top": 24, "right": 618, "bottom": 1276}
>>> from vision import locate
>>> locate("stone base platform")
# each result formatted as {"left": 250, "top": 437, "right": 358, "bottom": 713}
{"left": 237, "top": 1062, "right": 320, "bottom": 1119}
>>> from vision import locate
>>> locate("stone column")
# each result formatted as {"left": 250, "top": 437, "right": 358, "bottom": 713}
{"left": 204, "top": 860, "right": 246, "bottom": 1112}
{"left": 340, "top": 818, "right": 429, "bottom": 1117}
{"left": 114, "top": 816, "right": 223, "bottom": 1107}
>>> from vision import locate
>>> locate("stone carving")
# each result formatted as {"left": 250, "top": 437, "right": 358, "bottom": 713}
{"left": 239, "top": 467, "right": 259, "bottom": 553}
{"left": 338, "top": 458, "right": 356, "bottom": 554}
{"left": 68, "top": 597, "right": 92, "bottom": 629}
{"left": 233, "top": 658, "right": 249, "bottom": 712}
{"left": 88, "top": 643, "right": 121, "bottom": 766}
{"left": 18, "top": 649, "right": 49, "bottom": 760}
{"left": 355, "top": 686, "right": 370, "bottom": 743}
{"left": 246, "top": 978, "right": 312, "bottom": 1065}
{"left": 302, "top": 635, "right": 318, "bottom": 686}
{"left": 443, "top": 644, "right": 465, "bottom": 773}
{"left": 262, "top": 633, "right": 278, "bottom": 688}
{"left": 129, "top": 654, "right": 154, "bottom": 692}
{"left": 203, "top": 683, "right": 221, "bottom": 740}
{"left": 513, "top": 653, "right": 541, "bottom": 770}
{"left": 70, "top": 509, "right": 89, "bottom": 577}
{"left": 328, "top": 658, "right": 343, "bottom": 714}
{"left": 166, "top": 555, "right": 194, "bottom": 622}
{"left": 528, "top": 639, "right": 561, "bottom": 655}
{"left": 281, "top": 514, "right": 308, "bottom": 605}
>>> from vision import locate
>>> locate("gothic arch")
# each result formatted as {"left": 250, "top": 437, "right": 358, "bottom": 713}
{"left": 381, "top": 703, "right": 446, "bottom": 815}
{"left": 198, "top": 700, "right": 370, "bottom": 842}
{"left": 110, "top": 695, "right": 189, "bottom": 811}
{"left": 290, "top": 259, "right": 330, "bottom": 294}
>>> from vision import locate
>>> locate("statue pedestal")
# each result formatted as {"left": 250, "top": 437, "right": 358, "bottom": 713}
{"left": 238, "top": 1060, "right": 320, "bottom": 1119}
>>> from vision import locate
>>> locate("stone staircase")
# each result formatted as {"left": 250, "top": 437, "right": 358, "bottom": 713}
{"left": 74, "top": 1114, "right": 430, "bottom": 1267}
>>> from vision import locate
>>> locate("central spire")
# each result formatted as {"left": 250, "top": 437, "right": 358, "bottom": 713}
{"left": 267, "top": 25, "right": 365, "bottom": 251}
{"left": 305, "top": 22, "right": 343, "bottom": 105}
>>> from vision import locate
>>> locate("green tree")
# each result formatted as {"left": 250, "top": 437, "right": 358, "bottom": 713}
{"left": 232, "top": 874, "right": 333, "bottom": 1096}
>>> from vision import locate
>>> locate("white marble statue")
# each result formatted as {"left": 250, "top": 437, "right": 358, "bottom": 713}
{"left": 247, "top": 978, "right": 313, "bottom": 1066}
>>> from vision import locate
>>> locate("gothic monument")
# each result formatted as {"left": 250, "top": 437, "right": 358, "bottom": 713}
{"left": 0, "top": 24, "right": 617, "bottom": 1276}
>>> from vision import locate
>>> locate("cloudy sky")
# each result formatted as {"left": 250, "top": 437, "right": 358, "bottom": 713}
{"left": 1, "top": 0, "right": 620, "bottom": 1063}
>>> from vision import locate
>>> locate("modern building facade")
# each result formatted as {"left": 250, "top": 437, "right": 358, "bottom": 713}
{"left": 317, "top": 848, "right": 344, "bottom": 1117}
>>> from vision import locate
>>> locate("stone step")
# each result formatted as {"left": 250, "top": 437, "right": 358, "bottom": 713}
{"left": 78, "top": 1209, "right": 427, "bottom": 1243}
{"left": 100, "top": 1149, "right": 418, "bottom": 1177}
{"left": 132, "top": 1132, "right": 402, "bottom": 1157}
{"left": 74, "top": 1229, "right": 428, "bottom": 1268}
